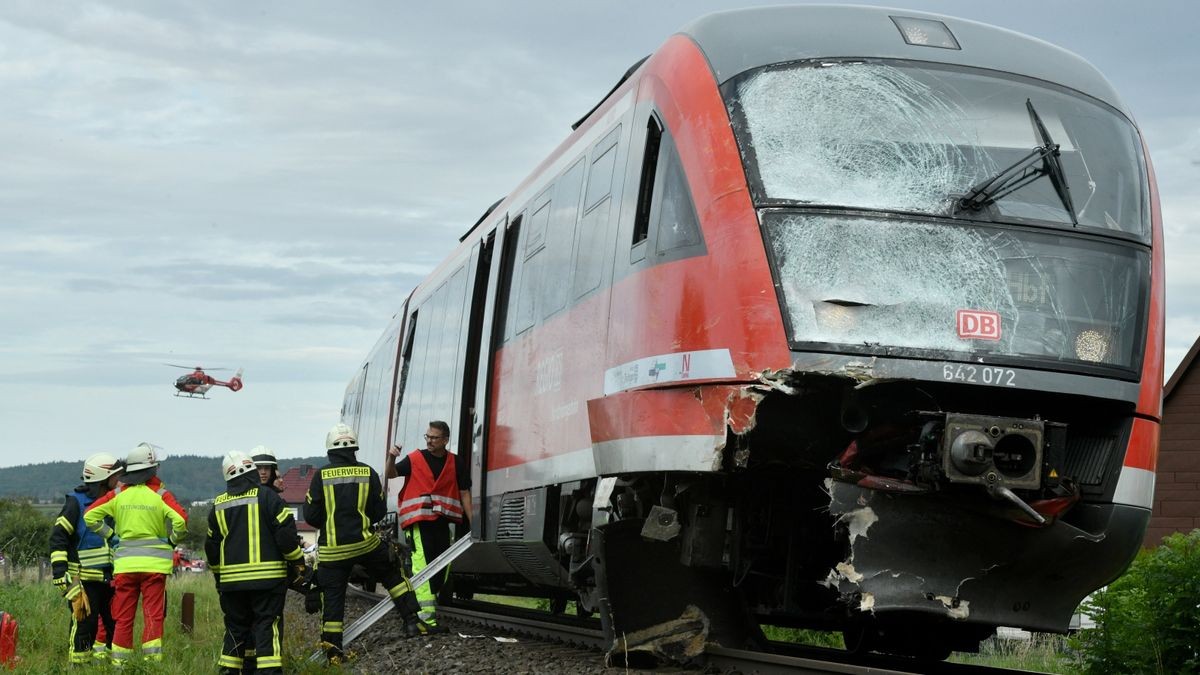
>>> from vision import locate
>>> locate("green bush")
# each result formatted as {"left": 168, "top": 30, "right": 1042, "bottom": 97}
{"left": 0, "top": 498, "right": 53, "bottom": 567}
{"left": 1071, "top": 529, "right": 1200, "bottom": 674}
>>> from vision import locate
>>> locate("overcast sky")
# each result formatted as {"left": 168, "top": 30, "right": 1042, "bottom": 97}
{"left": 1, "top": 1, "right": 1197, "bottom": 468}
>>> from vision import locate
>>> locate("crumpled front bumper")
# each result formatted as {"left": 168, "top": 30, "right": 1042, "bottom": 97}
{"left": 826, "top": 480, "right": 1148, "bottom": 632}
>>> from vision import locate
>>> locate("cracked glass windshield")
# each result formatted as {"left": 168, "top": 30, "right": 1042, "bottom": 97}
{"left": 729, "top": 61, "right": 1148, "bottom": 237}
{"left": 727, "top": 61, "right": 1149, "bottom": 371}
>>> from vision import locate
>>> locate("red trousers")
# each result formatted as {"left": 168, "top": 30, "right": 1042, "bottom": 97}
{"left": 111, "top": 572, "right": 166, "bottom": 652}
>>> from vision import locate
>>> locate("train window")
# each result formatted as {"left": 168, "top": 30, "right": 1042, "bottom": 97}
{"left": 585, "top": 127, "right": 621, "bottom": 210}
{"left": 541, "top": 159, "right": 586, "bottom": 319}
{"left": 393, "top": 264, "right": 471, "bottom": 449}
{"left": 573, "top": 199, "right": 611, "bottom": 299}
{"left": 525, "top": 188, "right": 552, "bottom": 258}
{"left": 573, "top": 127, "right": 621, "bottom": 298}
{"left": 654, "top": 134, "right": 703, "bottom": 254}
{"left": 516, "top": 197, "right": 552, "bottom": 334}
{"left": 632, "top": 115, "right": 663, "bottom": 249}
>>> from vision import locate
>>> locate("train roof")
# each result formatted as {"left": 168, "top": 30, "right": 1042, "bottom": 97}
{"left": 681, "top": 5, "right": 1132, "bottom": 118}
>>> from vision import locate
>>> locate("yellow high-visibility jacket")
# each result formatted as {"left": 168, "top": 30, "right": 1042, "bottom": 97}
{"left": 85, "top": 483, "right": 188, "bottom": 575}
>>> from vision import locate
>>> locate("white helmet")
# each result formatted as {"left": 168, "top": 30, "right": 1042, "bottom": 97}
{"left": 81, "top": 453, "right": 122, "bottom": 483}
{"left": 125, "top": 442, "right": 163, "bottom": 472}
{"left": 250, "top": 445, "right": 277, "bottom": 466}
{"left": 222, "top": 451, "right": 257, "bottom": 482}
{"left": 325, "top": 423, "right": 357, "bottom": 450}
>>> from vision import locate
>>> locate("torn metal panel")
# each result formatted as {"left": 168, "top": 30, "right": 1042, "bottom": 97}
{"left": 827, "top": 481, "right": 1146, "bottom": 632}
{"left": 723, "top": 387, "right": 764, "bottom": 435}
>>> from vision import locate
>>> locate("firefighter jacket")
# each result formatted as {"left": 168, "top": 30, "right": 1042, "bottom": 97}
{"left": 49, "top": 485, "right": 115, "bottom": 582}
{"left": 305, "top": 447, "right": 387, "bottom": 562}
{"left": 397, "top": 450, "right": 464, "bottom": 530}
{"left": 84, "top": 479, "right": 188, "bottom": 575}
{"left": 205, "top": 475, "right": 303, "bottom": 590}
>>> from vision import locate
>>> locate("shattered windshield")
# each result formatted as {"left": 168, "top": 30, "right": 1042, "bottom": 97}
{"left": 727, "top": 61, "right": 1149, "bottom": 240}
{"left": 764, "top": 213, "right": 1147, "bottom": 371}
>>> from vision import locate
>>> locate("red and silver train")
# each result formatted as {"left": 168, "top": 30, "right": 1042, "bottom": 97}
{"left": 342, "top": 6, "right": 1163, "bottom": 660}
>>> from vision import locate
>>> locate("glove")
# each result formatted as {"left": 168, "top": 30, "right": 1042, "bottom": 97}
{"left": 53, "top": 574, "right": 69, "bottom": 596}
{"left": 64, "top": 577, "right": 84, "bottom": 601}
{"left": 70, "top": 587, "right": 92, "bottom": 621}
{"left": 287, "top": 562, "right": 307, "bottom": 592}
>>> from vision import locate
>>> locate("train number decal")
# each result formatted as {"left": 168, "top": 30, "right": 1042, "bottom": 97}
{"left": 942, "top": 364, "right": 1016, "bottom": 387}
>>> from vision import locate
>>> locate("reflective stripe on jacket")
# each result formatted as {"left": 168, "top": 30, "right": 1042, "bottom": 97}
{"left": 305, "top": 455, "right": 387, "bottom": 563}
{"left": 397, "top": 450, "right": 463, "bottom": 530}
{"left": 84, "top": 483, "right": 187, "bottom": 574}
{"left": 48, "top": 487, "right": 115, "bottom": 582}
{"left": 70, "top": 491, "right": 114, "bottom": 579}
{"left": 204, "top": 485, "right": 303, "bottom": 590}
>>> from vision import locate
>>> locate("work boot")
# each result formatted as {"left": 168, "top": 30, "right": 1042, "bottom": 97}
{"left": 325, "top": 645, "right": 345, "bottom": 664}
{"left": 402, "top": 614, "right": 421, "bottom": 638}
{"left": 422, "top": 621, "right": 449, "bottom": 635}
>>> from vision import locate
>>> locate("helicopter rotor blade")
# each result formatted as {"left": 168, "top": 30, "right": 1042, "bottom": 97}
{"left": 164, "top": 363, "right": 230, "bottom": 371}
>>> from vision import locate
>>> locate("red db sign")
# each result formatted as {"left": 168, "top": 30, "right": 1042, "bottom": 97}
{"left": 957, "top": 309, "right": 1001, "bottom": 341}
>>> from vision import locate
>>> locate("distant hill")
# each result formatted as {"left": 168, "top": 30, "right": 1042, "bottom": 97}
{"left": 0, "top": 455, "right": 326, "bottom": 506}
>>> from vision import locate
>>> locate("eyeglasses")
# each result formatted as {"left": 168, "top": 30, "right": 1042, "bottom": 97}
{"left": 424, "top": 434, "right": 446, "bottom": 441}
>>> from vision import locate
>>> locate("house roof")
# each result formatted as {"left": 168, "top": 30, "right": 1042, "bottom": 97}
{"left": 279, "top": 464, "right": 316, "bottom": 505}
{"left": 1166, "top": 335, "right": 1200, "bottom": 401}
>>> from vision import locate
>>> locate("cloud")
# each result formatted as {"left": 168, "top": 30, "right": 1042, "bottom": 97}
{"left": 1, "top": 0, "right": 1198, "bottom": 466}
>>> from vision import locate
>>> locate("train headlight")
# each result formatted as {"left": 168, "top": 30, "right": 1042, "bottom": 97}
{"left": 941, "top": 414, "right": 1044, "bottom": 490}
{"left": 890, "top": 16, "right": 961, "bottom": 50}
{"left": 1074, "top": 330, "right": 1110, "bottom": 363}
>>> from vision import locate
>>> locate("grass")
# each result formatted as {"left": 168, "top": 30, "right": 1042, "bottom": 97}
{"left": 0, "top": 568, "right": 343, "bottom": 674}
{"left": 760, "top": 623, "right": 1071, "bottom": 672}
{"left": 950, "top": 633, "right": 1073, "bottom": 673}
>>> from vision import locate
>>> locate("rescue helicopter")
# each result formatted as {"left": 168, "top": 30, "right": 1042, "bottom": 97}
{"left": 167, "top": 365, "right": 244, "bottom": 399}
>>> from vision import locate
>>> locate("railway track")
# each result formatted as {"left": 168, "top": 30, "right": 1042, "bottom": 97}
{"left": 345, "top": 587, "right": 1046, "bottom": 675}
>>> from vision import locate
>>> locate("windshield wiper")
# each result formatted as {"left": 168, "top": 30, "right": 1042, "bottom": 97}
{"left": 956, "top": 99, "right": 1079, "bottom": 226}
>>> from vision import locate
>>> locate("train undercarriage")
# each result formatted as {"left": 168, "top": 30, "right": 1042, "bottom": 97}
{"left": 454, "top": 369, "right": 1147, "bottom": 663}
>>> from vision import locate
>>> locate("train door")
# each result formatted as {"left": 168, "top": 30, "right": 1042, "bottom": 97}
{"left": 457, "top": 227, "right": 497, "bottom": 537}
{"left": 465, "top": 215, "right": 518, "bottom": 540}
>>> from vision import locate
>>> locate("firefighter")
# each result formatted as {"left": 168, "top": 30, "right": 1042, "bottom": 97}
{"left": 386, "top": 420, "right": 472, "bottom": 633}
{"left": 48, "top": 452, "right": 123, "bottom": 666}
{"left": 84, "top": 443, "right": 187, "bottom": 668}
{"left": 306, "top": 423, "right": 420, "bottom": 662}
{"left": 206, "top": 451, "right": 305, "bottom": 674}
{"left": 250, "top": 446, "right": 284, "bottom": 493}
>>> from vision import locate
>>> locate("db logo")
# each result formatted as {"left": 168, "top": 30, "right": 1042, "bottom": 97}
{"left": 957, "top": 309, "right": 1001, "bottom": 341}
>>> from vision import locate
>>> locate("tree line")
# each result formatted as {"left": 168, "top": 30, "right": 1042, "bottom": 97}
{"left": 0, "top": 455, "right": 324, "bottom": 506}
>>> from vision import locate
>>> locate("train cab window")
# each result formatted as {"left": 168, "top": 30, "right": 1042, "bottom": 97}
{"left": 541, "top": 159, "right": 586, "bottom": 319}
{"left": 653, "top": 134, "right": 703, "bottom": 255}
{"left": 631, "top": 115, "right": 663, "bottom": 261}
{"left": 575, "top": 126, "right": 621, "bottom": 299}
{"left": 515, "top": 191, "right": 552, "bottom": 334}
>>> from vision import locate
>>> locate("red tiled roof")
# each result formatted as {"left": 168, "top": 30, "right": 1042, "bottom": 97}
{"left": 279, "top": 464, "right": 316, "bottom": 505}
